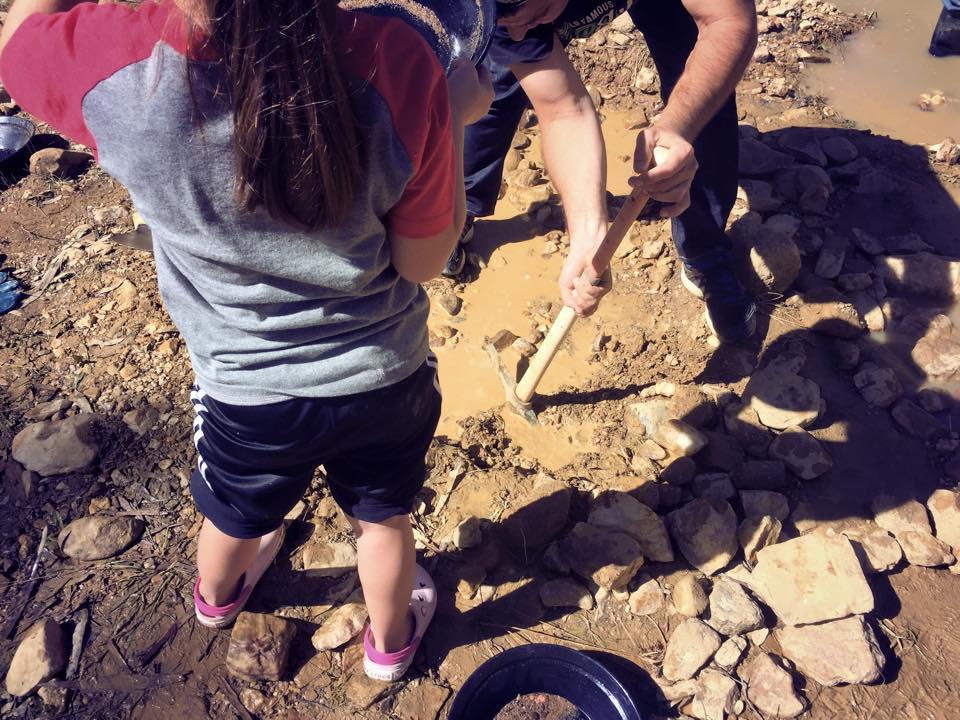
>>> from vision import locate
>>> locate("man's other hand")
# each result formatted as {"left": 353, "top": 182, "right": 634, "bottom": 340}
{"left": 629, "top": 126, "right": 698, "bottom": 218}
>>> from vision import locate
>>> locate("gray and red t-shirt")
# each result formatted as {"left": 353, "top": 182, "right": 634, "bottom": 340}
{"left": 1, "top": 0, "right": 454, "bottom": 404}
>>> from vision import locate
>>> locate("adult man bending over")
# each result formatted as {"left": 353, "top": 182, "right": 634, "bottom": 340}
{"left": 446, "top": 0, "right": 758, "bottom": 341}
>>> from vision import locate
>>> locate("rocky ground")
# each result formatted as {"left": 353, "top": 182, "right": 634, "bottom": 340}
{"left": 3, "top": 1, "right": 960, "bottom": 719}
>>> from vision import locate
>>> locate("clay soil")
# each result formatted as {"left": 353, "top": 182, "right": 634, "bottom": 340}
{"left": 2, "top": 3, "right": 960, "bottom": 720}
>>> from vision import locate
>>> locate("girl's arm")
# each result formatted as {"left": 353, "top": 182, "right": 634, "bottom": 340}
{"left": 0, "top": 0, "right": 87, "bottom": 60}
{"left": 389, "top": 62, "right": 492, "bottom": 284}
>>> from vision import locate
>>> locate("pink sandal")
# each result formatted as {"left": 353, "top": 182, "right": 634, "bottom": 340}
{"left": 193, "top": 526, "right": 285, "bottom": 628}
{"left": 363, "top": 564, "right": 437, "bottom": 682}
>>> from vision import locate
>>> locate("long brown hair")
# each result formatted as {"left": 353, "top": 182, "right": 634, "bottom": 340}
{"left": 195, "top": 0, "right": 362, "bottom": 229}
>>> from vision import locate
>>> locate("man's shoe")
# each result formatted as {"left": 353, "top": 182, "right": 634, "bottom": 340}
{"left": 441, "top": 217, "right": 475, "bottom": 278}
{"left": 930, "top": 7, "right": 960, "bottom": 57}
{"left": 681, "top": 264, "right": 757, "bottom": 342}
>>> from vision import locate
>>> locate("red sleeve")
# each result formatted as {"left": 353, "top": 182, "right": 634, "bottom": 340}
{"left": 370, "top": 23, "right": 455, "bottom": 239}
{"left": 0, "top": 2, "right": 164, "bottom": 153}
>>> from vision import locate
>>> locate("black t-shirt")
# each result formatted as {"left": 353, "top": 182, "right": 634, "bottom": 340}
{"left": 488, "top": 0, "right": 634, "bottom": 66}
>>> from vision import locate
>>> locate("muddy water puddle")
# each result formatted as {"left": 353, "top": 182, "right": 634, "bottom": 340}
{"left": 805, "top": 0, "right": 960, "bottom": 146}
{"left": 430, "top": 112, "right": 642, "bottom": 469}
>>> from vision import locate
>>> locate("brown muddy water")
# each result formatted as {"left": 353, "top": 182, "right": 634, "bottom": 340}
{"left": 806, "top": 0, "right": 960, "bottom": 146}
{"left": 429, "top": 111, "right": 642, "bottom": 469}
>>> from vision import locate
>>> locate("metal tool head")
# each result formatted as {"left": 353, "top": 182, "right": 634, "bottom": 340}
{"left": 483, "top": 339, "right": 539, "bottom": 425}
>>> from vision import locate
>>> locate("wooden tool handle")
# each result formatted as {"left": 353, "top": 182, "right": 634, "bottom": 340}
{"left": 515, "top": 304, "right": 578, "bottom": 402}
{"left": 514, "top": 147, "right": 667, "bottom": 404}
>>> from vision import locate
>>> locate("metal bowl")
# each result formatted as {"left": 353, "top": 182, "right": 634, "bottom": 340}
{"left": 0, "top": 116, "right": 35, "bottom": 164}
{"left": 342, "top": 0, "right": 497, "bottom": 73}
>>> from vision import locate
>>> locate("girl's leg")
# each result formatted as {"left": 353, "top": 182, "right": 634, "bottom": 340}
{"left": 349, "top": 514, "right": 416, "bottom": 653}
{"left": 197, "top": 518, "right": 260, "bottom": 606}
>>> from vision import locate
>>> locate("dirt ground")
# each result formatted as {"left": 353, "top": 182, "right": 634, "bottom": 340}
{"left": 2, "top": 2, "right": 960, "bottom": 720}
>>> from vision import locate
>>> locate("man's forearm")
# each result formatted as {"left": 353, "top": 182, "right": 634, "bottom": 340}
{"left": 657, "top": 16, "right": 757, "bottom": 141}
{"left": 0, "top": 0, "right": 87, "bottom": 57}
{"left": 539, "top": 97, "right": 607, "bottom": 244}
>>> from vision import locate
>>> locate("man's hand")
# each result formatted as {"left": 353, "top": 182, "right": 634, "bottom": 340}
{"left": 448, "top": 62, "right": 494, "bottom": 125}
{"left": 629, "top": 125, "right": 698, "bottom": 218}
{"left": 558, "top": 239, "right": 612, "bottom": 316}
{"left": 498, "top": 0, "right": 569, "bottom": 41}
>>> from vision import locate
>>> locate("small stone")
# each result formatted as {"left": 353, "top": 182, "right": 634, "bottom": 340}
{"left": 59, "top": 515, "right": 144, "bottom": 560}
{"left": 240, "top": 688, "right": 269, "bottom": 715}
{"left": 539, "top": 577, "right": 593, "bottom": 610}
{"left": 692, "top": 473, "right": 736, "bottom": 502}
{"left": 821, "top": 136, "right": 859, "bottom": 164}
{"left": 928, "top": 489, "right": 960, "bottom": 550}
{"left": 837, "top": 272, "right": 873, "bottom": 293}
{"left": 226, "top": 612, "right": 296, "bottom": 681}
{"left": 714, "top": 636, "right": 748, "bottom": 672}
{"left": 780, "top": 134, "right": 827, "bottom": 166}
{"left": 917, "top": 389, "right": 951, "bottom": 413}
{"left": 438, "top": 293, "right": 462, "bottom": 316}
{"left": 562, "top": 522, "right": 645, "bottom": 590}
{"left": 311, "top": 601, "right": 367, "bottom": 651}
{"left": 691, "top": 668, "right": 740, "bottom": 720}
{"left": 912, "top": 315, "right": 960, "bottom": 383}
{"left": 697, "top": 432, "right": 745, "bottom": 472}
{"left": 24, "top": 398, "right": 72, "bottom": 422}
{"left": 122, "top": 405, "right": 160, "bottom": 435}
{"left": 732, "top": 460, "right": 787, "bottom": 490}
{"left": 739, "top": 138, "right": 793, "bottom": 176}
{"left": 542, "top": 541, "right": 570, "bottom": 574}
{"left": 875, "top": 253, "right": 960, "bottom": 301}
{"left": 890, "top": 398, "right": 945, "bottom": 439}
{"left": 768, "top": 426, "right": 832, "bottom": 480}
{"left": 747, "top": 235, "right": 802, "bottom": 294}
{"left": 92, "top": 205, "right": 125, "bottom": 226}
{"left": 588, "top": 491, "right": 674, "bottom": 562}
{"left": 11, "top": 414, "right": 102, "bottom": 477}
{"left": 896, "top": 530, "right": 955, "bottom": 567}
{"left": 512, "top": 338, "right": 538, "bottom": 358}
{"left": 666, "top": 498, "right": 739, "bottom": 576}
{"left": 851, "top": 228, "right": 885, "bottom": 255}
{"left": 832, "top": 339, "right": 861, "bottom": 370}
{"left": 853, "top": 363, "right": 903, "bottom": 408}
{"left": 4, "top": 618, "right": 67, "bottom": 697}
{"left": 29, "top": 148, "right": 91, "bottom": 179}
{"left": 655, "top": 419, "right": 708, "bottom": 457}
{"left": 840, "top": 523, "right": 902, "bottom": 573}
{"left": 740, "top": 653, "right": 806, "bottom": 719}
{"left": 743, "top": 354, "right": 821, "bottom": 430}
{"left": 884, "top": 233, "right": 932, "bottom": 254}
{"left": 641, "top": 239, "right": 665, "bottom": 259}
{"left": 723, "top": 402, "right": 772, "bottom": 457}
{"left": 741, "top": 490, "right": 789, "bottom": 521}
{"left": 302, "top": 542, "right": 357, "bottom": 578}
{"left": 871, "top": 495, "right": 932, "bottom": 536}
{"left": 752, "top": 532, "right": 873, "bottom": 625}
{"left": 659, "top": 456, "right": 697, "bottom": 486}
{"left": 775, "top": 616, "right": 885, "bottom": 686}
{"left": 748, "top": 627, "right": 770, "bottom": 646}
{"left": 814, "top": 238, "right": 846, "bottom": 279}
{"left": 625, "top": 398, "right": 672, "bottom": 437}
{"left": 501, "top": 478, "right": 571, "bottom": 553}
{"left": 706, "top": 577, "right": 764, "bottom": 636}
{"left": 488, "top": 329, "right": 519, "bottom": 352}
{"left": 628, "top": 575, "right": 664, "bottom": 616}
{"left": 668, "top": 385, "right": 716, "bottom": 428}
{"left": 739, "top": 516, "right": 782, "bottom": 564}
{"left": 452, "top": 516, "right": 483, "bottom": 549}
{"left": 671, "top": 574, "right": 709, "bottom": 617}
{"left": 662, "top": 618, "right": 722, "bottom": 681}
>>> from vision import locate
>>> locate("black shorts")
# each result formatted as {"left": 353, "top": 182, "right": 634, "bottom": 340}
{"left": 189, "top": 358, "right": 442, "bottom": 538}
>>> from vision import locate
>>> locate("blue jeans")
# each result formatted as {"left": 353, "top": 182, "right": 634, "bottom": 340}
{"left": 464, "top": 0, "right": 740, "bottom": 280}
